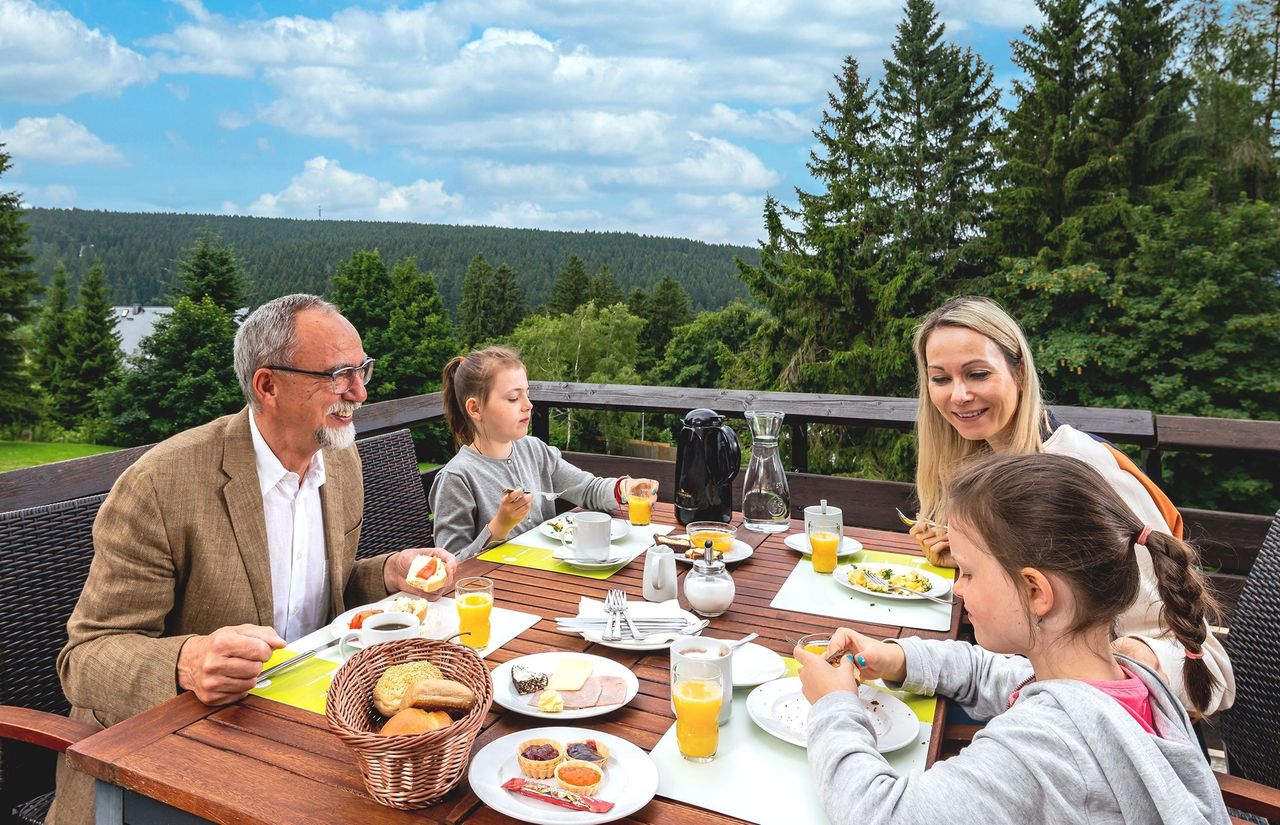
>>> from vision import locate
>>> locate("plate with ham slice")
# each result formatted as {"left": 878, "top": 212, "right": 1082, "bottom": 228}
{"left": 491, "top": 652, "right": 639, "bottom": 720}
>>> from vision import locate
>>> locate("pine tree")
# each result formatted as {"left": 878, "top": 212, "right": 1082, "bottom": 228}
{"left": 1217, "top": 0, "right": 1280, "bottom": 199}
{"left": 991, "top": 0, "right": 1104, "bottom": 266}
{"left": 173, "top": 227, "right": 245, "bottom": 313}
{"left": 102, "top": 296, "right": 241, "bottom": 445}
{"left": 60, "top": 261, "right": 122, "bottom": 426}
{"left": 877, "top": 0, "right": 1000, "bottom": 288}
{"left": 456, "top": 253, "right": 495, "bottom": 348}
{"left": 0, "top": 145, "right": 39, "bottom": 428}
{"left": 546, "top": 255, "right": 589, "bottom": 316}
{"left": 33, "top": 260, "right": 73, "bottom": 413}
{"left": 589, "top": 264, "right": 624, "bottom": 308}
{"left": 638, "top": 275, "right": 693, "bottom": 366}
{"left": 489, "top": 262, "right": 526, "bottom": 339}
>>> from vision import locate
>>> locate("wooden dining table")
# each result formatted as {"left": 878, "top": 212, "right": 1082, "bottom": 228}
{"left": 66, "top": 503, "right": 962, "bottom": 825}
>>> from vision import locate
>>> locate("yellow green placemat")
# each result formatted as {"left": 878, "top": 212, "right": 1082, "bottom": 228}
{"left": 781, "top": 656, "right": 937, "bottom": 724}
{"left": 249, "top": 648, "right": 337, "bottom": 714}
{"left": 856, "top": 548, "right": 956, "bottom": 581}
{"left": 477, "top": 541, "right": 634, "bottom": 579}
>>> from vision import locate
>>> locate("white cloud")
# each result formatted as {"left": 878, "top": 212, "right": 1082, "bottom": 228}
{"left": 0, "top": 116, "right": 124, "bottom": 165}
{"left": 697, "top": 103, "right": 811, "bottom": 141}
{"left": 166, "top": 83, "right": 190, "bottom": 101}
{"left": 256, "top": 136, "right": 271, "bottom": 153}
{"left": 17, "top": 183, "right": 77, "bottom": 208}
{"left": 0, "top": 0, "right": 152, "bottom": 103}
{"left": 486, "top": 201, "right": 604, "bottom": 231}
{"left": 243, "top": 156, "right": 461, "bottom": 221}
{"left": 465, "top": 161, "right": 590, "bottom": 199}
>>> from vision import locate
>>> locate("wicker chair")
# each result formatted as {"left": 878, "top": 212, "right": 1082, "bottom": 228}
{"left": 0, "top": 494, "right": 106, "bottom": 825}
{"left": 354, "top": 429, "right": 434, "bottom": 559}
{"left": 1218, "top": 508, "right": 1280, "bottom": 822}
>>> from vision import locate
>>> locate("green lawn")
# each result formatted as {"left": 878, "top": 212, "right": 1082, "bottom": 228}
{"left": 0, "top": 441, "right": 118, "bottom": 472}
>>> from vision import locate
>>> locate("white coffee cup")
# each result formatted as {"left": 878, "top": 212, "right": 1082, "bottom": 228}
{"left": 804, "top": 501, "right": 844, "bottom": 536}
{"left": 339, "top": 611, "right": 420, "bottom": 659}
{"left": 670, "top": 636, "right": 732, "bottom": 724}
{"left": 561, "top": 511, "right": 612, "bottom": 562}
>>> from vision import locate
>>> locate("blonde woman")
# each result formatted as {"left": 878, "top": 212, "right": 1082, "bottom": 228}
{"left": 909, "top": 296, "right": 1233, "bottom": 715}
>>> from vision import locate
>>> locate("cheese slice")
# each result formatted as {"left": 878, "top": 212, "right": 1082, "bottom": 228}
{"left": 549, "top": 658, "right": 594, "bottom": 692}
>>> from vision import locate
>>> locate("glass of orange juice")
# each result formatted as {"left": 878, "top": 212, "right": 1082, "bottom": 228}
{"left": 671, "top": 659, "right": 723, "bottom": 763}
{"left": 807, "top": 515, "right": 841, "bottom": 574}
{"left": 797, "top": 632, "right": 833, "bottom": 659}
{"left": 627, "top": 492, "right": 653, "bottom": 527}
{"left": 455, "top": 577, "right": 493, "bottom": 649}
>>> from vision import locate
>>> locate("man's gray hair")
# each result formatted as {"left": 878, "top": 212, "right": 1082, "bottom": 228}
{"left": 234, "top": 294, "right": 340, "bottom": 410}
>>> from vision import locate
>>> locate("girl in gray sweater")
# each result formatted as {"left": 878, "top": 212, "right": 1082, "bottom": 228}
{"left": 795, "top": 452, "right": 1228, "bottom": 825}
{"left": 429, "top": 346, "right": 659, "bottom": 559}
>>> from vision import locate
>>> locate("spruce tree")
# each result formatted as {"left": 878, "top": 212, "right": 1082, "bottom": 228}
{"left": 546, "top": 255, "right": 589, "bottom": 316}
{"left": 33, "top": 260, "right": 73, "bottom": 413}
{"left": 173, "top": 227, "right": 245, "bottom": 313}
{"left": 589, "top": 264, "right": 624, "bottom": 308}
{"left": 61, "top": 261, "right": 122, "bottom": 426}
{"left": 456, "top": 253, "right": 495, "bottom": 348}
{"left": 636, "top": 275, "right": 693, "bottom": 367}
{"left": 489, "top": 262, "right": 526, "bottom": 338}
{"left": 0, "top": 145, "right": 39, "bottom": 428}
{"left": 380, "top": 257, "right": 457, "bottom": 401}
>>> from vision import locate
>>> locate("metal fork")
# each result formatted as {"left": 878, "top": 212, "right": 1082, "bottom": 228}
{"left": 610, "top": 589, "right": 646, "bottom": 643}
{"left": 895, "top": 507, "right": 944, "bottom": 530}
{"left": 602, "top": 591, "right": 623, "bottom": 641}
{"left": 861, "top": 569, "right": 953, "bottom": 605}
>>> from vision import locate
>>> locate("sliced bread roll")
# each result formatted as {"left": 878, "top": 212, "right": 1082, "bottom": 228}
{"left": 401, "top": 677, "right": 477, "bottom": 713}
{"left": 373, "top": 661, "right": 444, "bottom": 716}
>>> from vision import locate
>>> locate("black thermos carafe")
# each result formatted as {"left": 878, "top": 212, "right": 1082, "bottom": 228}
{"left": 674, "top": 409, "right": 741, "bottom": 525}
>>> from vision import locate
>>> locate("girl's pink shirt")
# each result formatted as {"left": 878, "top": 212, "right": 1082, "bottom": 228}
{"left": 1010, "top": 666, "right": 1157, "bottom": 735}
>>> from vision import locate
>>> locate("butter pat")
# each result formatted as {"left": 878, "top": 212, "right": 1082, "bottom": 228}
{"left": 537, "top": 689, "right": 564, "bottom": 713}
{"left": 549, "top": 658, "right": 593, "bottom": 691}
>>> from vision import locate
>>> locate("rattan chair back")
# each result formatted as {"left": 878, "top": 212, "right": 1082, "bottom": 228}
{"left": 355, "top": 430, "right": 433, "bottom": 559}
{"left": 1219, "top": 508, "right": 1280, "bottom": 788}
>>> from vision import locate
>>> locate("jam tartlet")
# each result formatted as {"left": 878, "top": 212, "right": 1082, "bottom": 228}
{"left": 516, "top": 738, "right": 565, "bottom": 779}
{"left": 564, "top": 739, "right": 609, "bottom": 768}
{"left": 554, "top": 759, "right": 604, "bottom": 797}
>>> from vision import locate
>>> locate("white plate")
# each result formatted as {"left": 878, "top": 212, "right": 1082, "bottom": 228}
{"left": 746, "top": 677, "right": 918, "bottom": 753}
{"left": 834, "top": 562, "right": 953, "bottom": 601}
{"left": 491, "top": 652, "right": 640, "bottom": 720}
{"left": 782, "top": 532, "right": 863, "bottom": 557}
{"left": 550, "top": 548, "right": 640, "bottom": 570}
{"left": 579, "top": 607, "right": 704, "bottom": 652}
{"left": 468, "top": 726, "right": 659, "bottom": 825}
{"left": 730, "top": 642, "right": 787, "bottom": 687}
{"left": 671, "top": 536, "right": 754, "bottom": 564}
{"left": 327, "top": 596, "right": 459, "bottom": 644}
{"left": 539, "top": 515, "right": 630, "bottom": 542}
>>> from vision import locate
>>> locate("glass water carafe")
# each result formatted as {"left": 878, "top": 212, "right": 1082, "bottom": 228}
{"left": 741, "top": 410, "right": 790, "bottom": 533}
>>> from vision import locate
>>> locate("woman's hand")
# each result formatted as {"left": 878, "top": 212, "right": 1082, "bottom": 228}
{"left": 909, "top": 520, "right": 953, "bottom": 568}
{"left": 489, "top": 488, "right": 532, "bottom": 539}
{"left": 826, "top": 628, "right": 907, "bottom": 684}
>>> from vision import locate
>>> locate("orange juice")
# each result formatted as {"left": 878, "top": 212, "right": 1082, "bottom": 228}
{"left": 627, "top": 494, "right": 652, "bottom": 526}
{"left": 803, "top": 642, "right": 830, "bottom": 657}
{"left": 690, "top": 530, "right": 733, "bottom": 554}
{"left": 809, "top": 531, "right": 840, "bottom": 573}
{"left": 673, "top": 679, "right": 722, "bottom": 761}
{"left": 456, "top": 592, "right": 493, "bottom": 648}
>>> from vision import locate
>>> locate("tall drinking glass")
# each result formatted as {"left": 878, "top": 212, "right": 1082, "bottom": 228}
{"left": 671, "top": 659, "right": 723, "bottom": 762}
{"left": 807, "top": 515, "right": 841, "bottom": 574}
{"left": 455, "top": 577, "right": 493, "bottom": 649}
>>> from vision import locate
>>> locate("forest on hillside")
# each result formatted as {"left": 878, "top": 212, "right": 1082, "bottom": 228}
{"left": 21, "top": 208, "right": 757, "bottom": 313}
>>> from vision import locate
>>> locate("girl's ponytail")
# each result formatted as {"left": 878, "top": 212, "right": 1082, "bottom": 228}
{"left": 441, "top": 356, "right": 473, "bottom": 448}
{"left": 1141, "top": 530, "right": 1221, "bottom": 715}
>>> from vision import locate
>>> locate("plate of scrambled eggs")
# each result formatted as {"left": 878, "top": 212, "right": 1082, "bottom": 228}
{"left": 835, "top": 563, "right": 952, "bottom": 601}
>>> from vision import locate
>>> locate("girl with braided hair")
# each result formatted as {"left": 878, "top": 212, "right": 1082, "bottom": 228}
{"left": 796, "top": 452, "right": 1227, "bottom": 825}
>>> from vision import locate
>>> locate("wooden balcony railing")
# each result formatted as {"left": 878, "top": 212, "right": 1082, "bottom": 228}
{"left": 3, "top": 381, "right": 1277, "bottom": 620}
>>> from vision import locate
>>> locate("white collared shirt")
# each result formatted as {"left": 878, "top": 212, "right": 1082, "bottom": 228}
{"left": 248, "top": 411, "right": 330, "bottom": 642}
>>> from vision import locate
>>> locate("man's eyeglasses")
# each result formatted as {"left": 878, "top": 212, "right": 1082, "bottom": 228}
{"left": 266, "top": 356, "right": 375, "bottom": 394}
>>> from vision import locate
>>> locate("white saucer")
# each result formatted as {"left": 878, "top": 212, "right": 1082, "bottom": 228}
{"left": 746, "top": 677, "right": 918, "bottom": 752}
{"left": 782, "top": 532, "right": 863, "bottom": 557}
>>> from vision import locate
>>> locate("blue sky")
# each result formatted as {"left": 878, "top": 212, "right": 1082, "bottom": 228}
{"left": 1, "top": 0, "right": 1039, "bottom": 245}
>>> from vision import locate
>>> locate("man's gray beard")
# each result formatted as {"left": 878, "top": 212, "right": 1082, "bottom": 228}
{"left": 316, "top": 422, "right": 356, "bottom": 451}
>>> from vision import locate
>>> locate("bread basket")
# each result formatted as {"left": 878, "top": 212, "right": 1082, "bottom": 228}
{"left": 326, "top": 638, "right": 494, "bottom": 809}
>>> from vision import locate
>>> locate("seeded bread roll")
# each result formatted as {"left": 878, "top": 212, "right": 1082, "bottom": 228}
{"left": 401, "top": 677, "right": 477, "bottom": 713}
{"left": 373, "top": 661, "right": 444, "bottom": 716}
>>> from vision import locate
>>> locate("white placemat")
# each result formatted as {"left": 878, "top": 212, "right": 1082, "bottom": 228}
{"left": 769, "top": 555, "right": 954, "bottom": 632}
{"left": 294, "top": 596, "right": 541, "bottom": 662}
{"left": 508, "top": 516, "right": 675, "bottom": 553}
{"left": 651, "top": 688, "right": 929, "bottom": 825}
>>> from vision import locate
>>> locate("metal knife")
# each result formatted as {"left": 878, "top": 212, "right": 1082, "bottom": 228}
{"left": 255, "top": 637, "right": 341, "bottom": 685}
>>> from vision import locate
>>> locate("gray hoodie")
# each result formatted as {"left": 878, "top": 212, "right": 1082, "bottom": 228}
{"left": 807, "top": 637, "right": 1228, "bottom": 825}
{"left": 429, "top": 437, "right": 618, "bottom": 559}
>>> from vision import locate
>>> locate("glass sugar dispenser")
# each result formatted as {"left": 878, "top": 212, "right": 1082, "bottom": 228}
{"left": 683, "top": 540, "right": 736, "bottom": 618}
{"left": 741, "top": 409, "right": 790, "bottom": 533}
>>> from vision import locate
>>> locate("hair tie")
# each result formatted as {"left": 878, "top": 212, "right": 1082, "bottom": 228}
{"left": 1185, "top": 648, "right": 1204, "bottom": 661}
{"left": 1135, "top": 525, "right": 1152, "bottom": 546}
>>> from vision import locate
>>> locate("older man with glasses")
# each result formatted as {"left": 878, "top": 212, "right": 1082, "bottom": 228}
{"left": 48, "top": 294, "right": 457, "bottom": 825}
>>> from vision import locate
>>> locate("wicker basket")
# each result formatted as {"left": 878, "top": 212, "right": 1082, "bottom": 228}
{"left": 326, "top": 638, "right": 494, "bottom": 809}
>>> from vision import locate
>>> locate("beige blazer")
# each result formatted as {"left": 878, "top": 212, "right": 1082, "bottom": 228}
{"left": 50, "top": 409, "right": 391, "bottom": 824}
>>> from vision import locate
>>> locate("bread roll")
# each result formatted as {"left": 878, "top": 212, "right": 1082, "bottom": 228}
{"left": 401, "top": 677, "right": 477, "bottom": 713}
{"left": 378, "top": 708, "right": 452, "bottom": 736}
{"left": 373, "top": 661, "right": 444, "bottom": 716}
{"left": 406, "top": 555, "right": 448, "bottom": 592}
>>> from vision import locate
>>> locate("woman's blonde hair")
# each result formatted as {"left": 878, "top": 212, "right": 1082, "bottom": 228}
{"left": 913, "top": 296, "right": 1044, "bottom": 520}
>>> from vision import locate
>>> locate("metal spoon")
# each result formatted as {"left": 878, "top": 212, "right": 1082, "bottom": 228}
{"left": 728, "top": 632, "right": 759, "bottom": 649}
